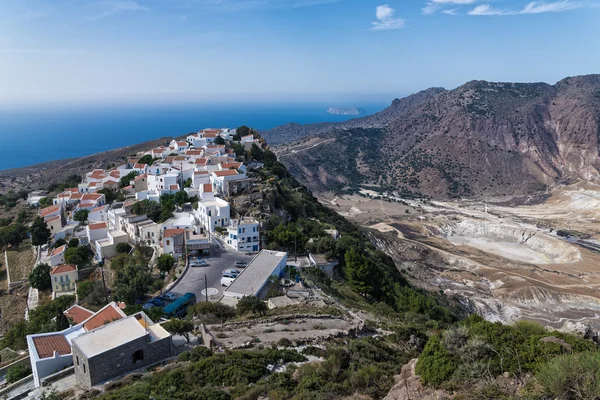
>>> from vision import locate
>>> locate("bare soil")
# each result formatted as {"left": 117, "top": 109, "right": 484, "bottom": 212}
{"left": 5, "top": 244, "right": 36, "bottom": 282}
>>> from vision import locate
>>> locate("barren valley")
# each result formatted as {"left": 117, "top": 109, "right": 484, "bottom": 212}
{"left": 319, "top": 182, "right": 600, "bottom": 332}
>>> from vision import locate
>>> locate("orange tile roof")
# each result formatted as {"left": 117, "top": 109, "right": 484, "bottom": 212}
{"left": 92, "top": 205, "right": 107, "bottom": 212}
{"left": 51, "top": 264, "right": 77, "bottom": 274}
{"left": 214, "top": 170, "right": 239, "bottom": 177}
{"left": 202, "top": 184, "right": 213, "bottom": 193}
{"left": 82, "top": 193, "right": 102, "bottom": 201}
{"left": 194, "top": 171, "right": 208, "bottom": 175}
{"left": 220, "top": 162, "right": 242, "bottom": 169}
{"left": 64, "top": 305, "right": 94, "bottom": 325}
{"left": 176, "top": 141, "right": 188, "bottom": 146}
{"left": 109, "top": 171, "right": 120, "bottom": 178}
{"left": 46, "top": 215, "right": 60, "bottom": 223}
{"left": 88, "top": 222, "right": 108, "bottom": 231}
{"left": 89, "top": 182, "right": 97, "bottom": 187}
{"left": 186, "top": 150, "right": 202, "bottom": 155}
{"left": 33, "top": 335, "right": 71, "bottom": 359}
{"left": 40, "top": 204, "right": 60, "bottom": 217}
{"left": 194, "top": 158, "right": 208, "bottom": 165}
{"left": 134, "top": 163, "right": 148, "bottom": 169}
{"left": 134, "top": 174, "right": 147, "bottom": 181}
{"left": 164, "top": 228, "right": 185, "bottom": 238}
{"left": 66, "top": 188, "right": 79, "bottom": 193}
{"left": 71, "top": 193, "right": 83, "bottom": 200}
{"left": 84, "top": 305, "right": 124, "bottom": 331}
{"left": 170, "top": 184, "right": 179, "bottom": 190}
{"left": 51, "top": 245, "right": 66, "bottom": 256}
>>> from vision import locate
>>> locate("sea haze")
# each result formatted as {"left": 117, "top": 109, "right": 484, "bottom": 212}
{"left": 0, "top": 101, "right": 387, "bottom": 170}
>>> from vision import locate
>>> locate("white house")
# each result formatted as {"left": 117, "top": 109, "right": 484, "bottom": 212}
{"left": 211, "top": 169, "right": 248, "bottom": 196}
{"left": 27, "top": 302, "right": 127, "bottom": 387}
{"left": 88, "top": 205, "right": 110, "bottom": 223}
{"left": 136, "top": 220, "right": 161, "bottom": 246}
{"left": 46, "top": 215, "right": 63, "bottom": 235}
{"left": 50, "top": 264, "right": 78, "bottom": 297}
{"left": 95, "top": 230, "right": 129, "bottom": 261}
{"left": 225, "top": 218, "right": 260, "bottom": 253}
{"left": 86, "top": 222, "right": 109, "bottom": 244}
{"left": 49, "top": 245, "right": 66, "bottom": 267}
{"left": 195, "top": 184, "right": 230, "bottom": 232}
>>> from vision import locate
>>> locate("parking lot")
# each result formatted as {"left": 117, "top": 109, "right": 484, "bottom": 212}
{"left": 169, "top": 239, "right": 255, "bottom": 302}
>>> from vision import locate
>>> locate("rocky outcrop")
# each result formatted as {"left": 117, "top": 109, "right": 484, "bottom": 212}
{"left": 383, "top": 359, "right": 449, "bottom": 400}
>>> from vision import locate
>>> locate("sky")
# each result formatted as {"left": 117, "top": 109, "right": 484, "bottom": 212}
{"left": 1, "top": 0, "right": 599, "bottom": 105}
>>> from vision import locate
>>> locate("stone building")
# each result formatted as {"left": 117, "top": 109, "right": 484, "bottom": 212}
{"left": 71, "top": 312, "right": 172, "bottom": 388}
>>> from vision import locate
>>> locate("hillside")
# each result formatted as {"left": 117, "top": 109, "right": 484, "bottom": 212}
{"left": 273, "top": 75, "right": 600, "bottom": 199}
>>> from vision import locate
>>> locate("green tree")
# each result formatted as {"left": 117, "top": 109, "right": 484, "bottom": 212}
{"left": 156, "top": 254, "right": 174, "bottom": 273}
{"left": 30, "top": 216, "right": 52, "bottom": 247}
{"left": 73, "top": 209, "right": 89, "bottom": 225}
{"left": 162, "top": 318, "right": 194, "bottom": 342}
{"left": 0, "top": 223, "right": 28, "bottom": 249}
{"left": 28, "top": 263, "right": 52, "bottom": 290}
{"left": 119, "top": 171, "right": 138, "bottom": 188}
{"left": 236, "top": 125, "right": 250, "bottom": 139}
{"left": 53, "top": 238, "right": 67, "bottom": 248}
{"left": 68, "top": 238, "right": 79, "bottom": 248}
{"left": 65, "top": 246, "right": 89, "bottom": 265}
{"left": 174, "top": 190, "right": 189, "bottom": 206}
{"left": 6, "top": 363, "right": 31, "bottom": 383}
{"left": 237, "top": 296, "right": 267, "bottom": 316}
{"left": 214, "top": 136, "right": 226, "bottom": 145}
{"left": 38, "top": 197, "right": 53, "bottom": 208}
{"left": 97, "top": 188, "right": 117, "bottom": 203}
{"left": 138, "top": 154, "right": 154, "bottom": 165}
{"left": 16, "top": 210, "right": 30, "bottom": 224}
{"left": 116, "top": 242, "right": 132, "bottom": 254}
{"left": 250, "top": 143, "right": 265, "bottom": 161}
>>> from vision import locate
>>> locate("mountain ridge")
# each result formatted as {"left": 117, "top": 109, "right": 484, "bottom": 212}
{"left": 272, "top": 74, "right": 600, "bottom": 199}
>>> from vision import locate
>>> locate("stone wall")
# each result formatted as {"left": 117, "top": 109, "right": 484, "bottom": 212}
{"left": 72, "top": 335, "right": 172, "bottom": 388}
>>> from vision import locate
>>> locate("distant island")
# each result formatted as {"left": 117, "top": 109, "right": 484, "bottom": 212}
{"left": 326, "top": 107, "right": 367, "bottom": 116}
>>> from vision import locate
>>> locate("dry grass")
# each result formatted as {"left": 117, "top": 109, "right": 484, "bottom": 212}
{"left": 0, "top": 288, "right": 27, "bottom": 333}
{"left": 5, "top": 243, "right": 36, "bottom": 282}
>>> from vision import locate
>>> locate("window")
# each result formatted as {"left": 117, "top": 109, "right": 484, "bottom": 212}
{"left": 133, "top": 350, "right": 144, "bottom": 363}
{"left": 166, "top": 240, "right": 170, "bottom": 245}
{"left": 76, "top": 356, "right": 79, "bottom": 365}
{"left": 83, "top": 364, "right": 86, "bottom": 374}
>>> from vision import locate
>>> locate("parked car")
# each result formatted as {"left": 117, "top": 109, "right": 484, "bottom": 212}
{"left": 222, "top": 269, "right": 241, "bottom": 277}
{"left": 221, "top": 276, "right": 236, "bottom": 287}
{"left": 234, "top": 261, "right": 248, "bottom": 268}
{"left": 160, "top": 292, "right": 176, "bottom": 301}
{"left": 143, "top": 298, "right": 164, "bottom": 310}
{"left": 190, "top": 259, "right": 207, "bottom": 267}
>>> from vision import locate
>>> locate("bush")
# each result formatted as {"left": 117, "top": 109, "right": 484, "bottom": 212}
{"left": 53, "top": 238, "right": 67, "bottom": 248}
{"left": 68, "top": 238, "right": 79, "bottom": 248}
{"left": 537, "top": 352, "right": 600, "bottom": 399}
{"left": 6, "top": 363, "right": 32, "bottom": 383}
{"left": 178, "top": 346, "right": 213, "bottom": 362}
{"left": 65, "top": 245, "right": 89, "bottom": 265}
{"left": 156, "top": 254, "right": 174, "bottom": 273}
{"left": 237, "top": 296, "right": 267, "bottom": 316}
{"left": 191, "top": 302, "right": 236, "bottom": 324}
{"left": 277, "top": 338, "right": 293, "bottom": 347}
{"left": 116, "top": 243, "right": 132, "bottom": 254}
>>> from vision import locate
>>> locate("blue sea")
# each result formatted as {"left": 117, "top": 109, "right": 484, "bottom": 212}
{"left": 0, "top": 101, "right": 388, "bottom": 171}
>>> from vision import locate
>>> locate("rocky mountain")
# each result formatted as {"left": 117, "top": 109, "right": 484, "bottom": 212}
{"left": 272, "top": 75, "right": 600, "bottom": 199}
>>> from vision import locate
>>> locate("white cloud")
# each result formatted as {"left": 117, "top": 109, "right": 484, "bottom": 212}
{"left": 468, "top": 4, "right": 508, "bottom": 15}
{"left": 85, "top": 0, "right": 148, "bottom": 20}
{"left": 468, "top": 0, "right": 581, "bottom": 16}
{"left": 520, "top": 1, "right": 581, "bottom": 14}
{"left": 441, "top": 8, "right": 458, "bottom": 14}
{"left": 371, "top": 4, "right": 405, "bottom": 30}
{"left": 422, "top": 0, "right": 475, "bottom": 15}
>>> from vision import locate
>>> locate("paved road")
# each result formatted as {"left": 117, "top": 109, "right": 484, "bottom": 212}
{"left": 169, "top": 240, "right": 254, "bottom": 302}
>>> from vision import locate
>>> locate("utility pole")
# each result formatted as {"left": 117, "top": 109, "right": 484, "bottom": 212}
{"left": 204, "top": 274, "right": 208, "bottom": 302}
{"left": 100, "top": 261, "right": 109, "bottom": 305}
{"left": 294, "top": 234, "right": 297, "bottom": 262}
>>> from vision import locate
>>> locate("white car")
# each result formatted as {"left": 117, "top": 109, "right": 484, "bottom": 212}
{"left": 221, "top": 276, "right": 236, "bottom": 287}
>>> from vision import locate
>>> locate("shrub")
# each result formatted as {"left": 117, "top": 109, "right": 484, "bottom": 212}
{"left": 277, "top": 338, "right": 293, "bottom": 347}
{"left": 415, "top": 334, "right": 458, "bottom": 387}
{"left": 116, "top": 242, "right": 132, "bottom": 254}
{"left": 237, "top": 296, "right": 267, "bottom": 316}
{"left": 29, "top": 263, "right": 52, "bottom": 290}
{"left": 6, "top": 363, "right": 32, "bottom": 383}
{"left": 537, "top": 351, "right": 600, "bottom": 399}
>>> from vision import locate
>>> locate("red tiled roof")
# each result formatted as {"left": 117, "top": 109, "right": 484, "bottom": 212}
{"left": 88, "top": 222, "right": 108, "bottom": 231}
{"left": 104, "top": 179, "right": 118, "bottom": 185}
{"left": 51, "top": 264, "right": 77, "bottom": 274}
{"left": 92, "top": 205, "right": 107, "bottom": 212}
{"left": 164, "top": 228, "right": 185, "bottom": 238}
{"left": 64, "top": 305, "right": 94, "bottom": 325}
{"left": 46, "top": 215, "right": 60, "bottom": 223}
{"left": 82, "top": 194, "right": 102, "bottom": 201}
{"left": 40, "top": 204, "right": 60, "bottom": 217}
{"left": 194, "top": 171, "right": 208, "bottom": 175}
{"left": 51, "top": 245, "right": 66, "bottom": 256}
{"left": 70, "top": 193, "right": 83, "bottom": 200}
{"left": 220, "top": 162, "right": 242, "bottom": 169}
{"left": 186, "top": 150, "right": 202, "bottom": 155}
{"left": 66, "top": 188, "right": 79, "bottom": 193}
{"left": 169, "top": 184, "right": 179, "bottom": 190}
{"left": 89, "top": 182, "right": 97, "bottom": 187}
{"left": 194, "top": 158, "right": 208, "bottom": 165}
{"left": 214, "top": 170, "right": 239, "bottom": 177}
{"left": 176, "top": 141, "right": 188, "bottom": 146}
{"left": 84, "top": 305, "right": 124, "bottom": 331}
{"left": 134, "top": 163, "right": 148, "bottom": 169}
{"left": 202, "top": 184, "right": 213, "bottom": 193}
{"left": 33, "top": 335, "right": 71, "bottom": 359}
{"left": 134, "top": 174, "right": 147, "bottom": 181}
